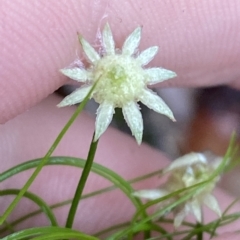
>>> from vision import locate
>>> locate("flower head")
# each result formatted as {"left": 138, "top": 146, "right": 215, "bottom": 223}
{"left": 133, "top": 152, "right": 222, "bottom": 227}
{"left": 58, "top": 23, "right": 176, "bottom": 144}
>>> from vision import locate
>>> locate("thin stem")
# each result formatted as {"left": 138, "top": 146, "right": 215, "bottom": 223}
{"left": 94, "top": 221, "right": 131, "bottom": 237}
{"left": 196, "top": 223, "right": 203, "bottom": 240}
{"left": 3, "top": 221, "right": 15, "bottom": 234}
{"left": 65, "top": 133, "right": 99, "bottom": 228}
{"left": 144, "top": 231, "right": 151, "bottom": 239}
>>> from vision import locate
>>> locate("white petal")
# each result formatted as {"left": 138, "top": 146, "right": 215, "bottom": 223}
{"left": 57, "top": 86, "right": 92, "bottom": 107}
{"left": 102, "top": 23, "right": 115, "bottom": 55}
{"left": 94, "top": 102, "right": 115, "bottom": 141}
{"left": 174, "top": 205, "right": 190, "bottom": 228}
{"left": 182, "top": 166, "right": 195, "bottom": 187}
{"left": 133, "top": 189, "right": 169, "bottom": 200}
{"left": 137, "top": 46, "right": 158, "bottom": 66}
{"left": 203, "top": 194, "right": 221, "bottom": 217}
{"left": 122, "top": 27, "right": 141, "bottom": 56}
{"left": 122, "top": 102, "right": 143, "bottom": 144}
{"left": 79, "top": 36, "right": 100, "bottom": 64}
{"left": 145, "top": 68, "right": 177, "bottom": 85}
{"left": 139, "top": 89, "right": 175, "bottom": 121}
{"left": 60, "top": 68, "right": 89, "bottom": 82}
{"left": 190, "top": 199, "right": 202, "bottom": 222}
{"left": 164, "top": 153, "right": 207, "bottom": 173}
{"left": 174, "top": 214, "right": 185, "bottom": 228}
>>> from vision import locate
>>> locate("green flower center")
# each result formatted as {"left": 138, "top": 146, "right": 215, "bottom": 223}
{"left": 92, "top": 55, "right": 146, "bottom": 107}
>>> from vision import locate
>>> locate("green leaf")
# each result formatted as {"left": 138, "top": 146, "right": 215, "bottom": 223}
{"left": 0, "top": 189, "right": 58, "bottom": 227}
{"left": 1, "top": 169, "right": 161, "bottom": 234}
{"left": 0, "top": 156, "right": 142, "bottom": 210}
{"left": 1, "top": 226, "right": 98, "bottom": 240}
{"left": 0, "top": 82, "right": 98, "bottom": 225}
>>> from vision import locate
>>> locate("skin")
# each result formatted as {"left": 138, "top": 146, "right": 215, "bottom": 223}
{"left": 1, "top": 0, "right": 240, "bottom": 238}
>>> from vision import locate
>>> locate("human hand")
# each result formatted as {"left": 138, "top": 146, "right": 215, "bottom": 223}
{"left": 1, "top": 0, "right": 240, "bottom": 238}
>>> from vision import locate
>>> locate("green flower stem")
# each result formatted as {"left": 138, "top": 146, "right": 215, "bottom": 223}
{"left": 65, "top": 134, "right": 99, "bottom": 228}
{"left": 0, "top": 82, "right": 97, "bottom": 225}
{"left": 196, "top": 223, "right": 203, "bottom": 240}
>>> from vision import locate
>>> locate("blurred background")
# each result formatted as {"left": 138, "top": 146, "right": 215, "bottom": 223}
{"left": 57, "top": 85, "right": 240, "bottom": 196}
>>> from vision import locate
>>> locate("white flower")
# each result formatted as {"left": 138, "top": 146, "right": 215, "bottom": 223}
{"left": 58, "top": 23, "right": 176, "bottom": 144}
{"left": 133, "top": 152, "right": 222, "bottom": 227}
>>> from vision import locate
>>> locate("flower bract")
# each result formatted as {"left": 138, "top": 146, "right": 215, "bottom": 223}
{"left": 58, "top": 23, "right": 177, "bottom": 144}
{"left": 133, "top": 152, "right": 222, "bottom": 227}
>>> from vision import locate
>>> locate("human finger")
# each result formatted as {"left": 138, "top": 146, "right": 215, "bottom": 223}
{"left": 1, "top": 0, "right": 240, "bottom": 123}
